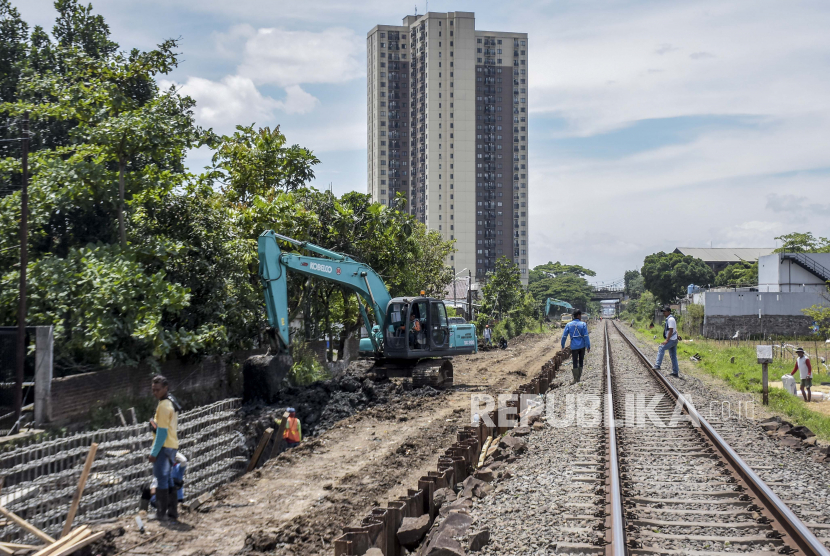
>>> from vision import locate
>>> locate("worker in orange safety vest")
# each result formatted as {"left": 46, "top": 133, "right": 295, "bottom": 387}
{"left": 284, "top": 407, "right": 302, "bottom": 448}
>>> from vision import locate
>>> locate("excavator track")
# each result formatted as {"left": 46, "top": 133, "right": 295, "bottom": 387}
{"left": 411, "top": 359, "right": 454, "bottom": 390}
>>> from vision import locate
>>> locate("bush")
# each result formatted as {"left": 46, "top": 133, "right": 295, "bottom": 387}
{"left": 684, "top": 304, "right": 705, "bottom": 337}
{"left": 504, "top": 318, "right": 517, "bottom": 339}
{"left": 288, "top": 343, "right": 330, "bottom": 386}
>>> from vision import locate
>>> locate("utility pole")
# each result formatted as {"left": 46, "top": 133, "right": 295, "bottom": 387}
{"left": 452, "top": 267, "right": 458, "bottom": 311}
{"left": 467, "top": 270, "right": 473, "bottom": 321}
{"left": 15, "top": 112, "right": 30, "bottom": 423}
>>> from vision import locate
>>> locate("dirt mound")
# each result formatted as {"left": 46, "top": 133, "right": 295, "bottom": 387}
{"left": 510, "top": 332, "right": 547, "bottom": 345}
{"left": 236, "top": 359, "right": 444, "bottom": 454}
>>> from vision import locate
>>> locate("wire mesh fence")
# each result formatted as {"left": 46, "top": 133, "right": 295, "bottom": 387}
{"left": 0, "top": 398, "right": 246, "bottom": 542}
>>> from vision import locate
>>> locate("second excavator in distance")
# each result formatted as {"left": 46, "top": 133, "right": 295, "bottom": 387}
{"left": 258, "top": 230, "right": 478, "bottom": 388}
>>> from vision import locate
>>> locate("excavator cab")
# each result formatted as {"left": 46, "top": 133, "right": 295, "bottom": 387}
{"left": 383, "top": 298, "right": 450, "bottom": 356}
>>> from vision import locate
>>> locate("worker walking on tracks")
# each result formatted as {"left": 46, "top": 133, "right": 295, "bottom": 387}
{"left": 561, "top": 310, "right": 591, "bottom": 383}
{"left": 284, "top": 408, "right": 302, "bottom": 448}
{"left": 148, "top": 375, "right": 180, "bottom": 521}
{"left": 653, "top": 306, "right": 680, "bottom": 377}
{"left": 791, "top": 347, "right": 812, "bottom": 402}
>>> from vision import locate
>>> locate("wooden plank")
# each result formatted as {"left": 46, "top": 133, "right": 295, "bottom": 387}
{"left": 0, "top": 544, "right": 13, "bottom": 555}
{"left": 0, "top": 506, "right": 55, "bottom": 544}
{"left": 477, "top": 436, "right": 493, "bottom": 468}
{"left": 61, "top": 443, "right": 98, "bottom": 538}
{"left": 0, "top": 542, "right": 39, "bottom": 550}
{"left": 50, "top": 531, "right": 103, "bottom": 556}
{"left": 246, "top": 428, "right": 274, "bottom": 472}
{"left": 33, "top": 527, "right": 88, "bottom": 556}
{"left": 267, "top": 412, "right": 290, "bottom": 460}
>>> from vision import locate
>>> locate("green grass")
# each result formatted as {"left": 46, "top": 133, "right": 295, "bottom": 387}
{"left": 627, "top": 323, "right": 830, "bottom": 441}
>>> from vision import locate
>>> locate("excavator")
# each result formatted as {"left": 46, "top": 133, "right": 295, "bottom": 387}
{"left": 544, "top": 298, "right": 573, "bottom": 322}
{"left": 258, "top": 231, "right": 478, "bottom": 389}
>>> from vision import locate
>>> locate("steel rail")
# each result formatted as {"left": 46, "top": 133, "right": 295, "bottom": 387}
{"left": 603, "top": 321, "right": 627, "bottom": 556}
{"left": 611, "top": 321, "right": 830, "bottom": 556}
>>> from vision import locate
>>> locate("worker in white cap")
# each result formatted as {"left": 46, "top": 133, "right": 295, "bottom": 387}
{"left": 791, "top": 347, "right": 813, "bottom": 402}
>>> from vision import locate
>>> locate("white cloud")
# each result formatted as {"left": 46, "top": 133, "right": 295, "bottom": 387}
{"left": 161, "top": 76, "right": 317, "bottom": 129}
{"left": 766, "top": 193, "right": 830, "bottom": 214}
{"left": 527, "top": 0, "right": 830, "bottom": 137}
{"left": 237, "top": 27, "right": 363, "bottom": 86}
{"left": 281, "top": 85, "right": 320, "bottom": 114}
{"left": 213, "top": 24, "right": 256, "bottom": 59}
{"left": 163, "top": 25, "right": 361, "bottom": 140}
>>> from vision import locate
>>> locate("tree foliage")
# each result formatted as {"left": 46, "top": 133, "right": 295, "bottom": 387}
{"left": 209, "top": 124, "right": 320, "bottom": 205}
{"left": 0, "top": 1, "right": 456, "bottom": 371}
{"left": 528, "top": 261, "right": 595, "bottom": 311}
{"left": 803, "top": 300, "right": 830, "bottom": 339}
{"left": 641, "top": 252, "right": 715, "bottom": 304}
{"left": 624, "top": 269, "right": 644, "bottom": 299}
{"left": 476, "top": 257, "right": 535, "bottom": 338}
{"left": 714, "top": 261, "right": 758, "bottom": 287}
{"left": 774, "top": 232, "right": 830, "bottom": 254}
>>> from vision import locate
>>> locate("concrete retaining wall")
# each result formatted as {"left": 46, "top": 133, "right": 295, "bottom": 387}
{"left": 703, "top": 315, "right": 815, "bottom": 338}
{"left": 332, "top": 347, "right": 571, "bottom": 555}
{"left": 702, "top": 291, "right": 829, "bottom": 317}
{"left": 49, "top": 349, "right": 263, "bottom": 425}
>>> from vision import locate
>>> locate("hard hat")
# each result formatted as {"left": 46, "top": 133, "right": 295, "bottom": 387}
{"left": 287, "top": 407, "right": 296, "bottom": 413}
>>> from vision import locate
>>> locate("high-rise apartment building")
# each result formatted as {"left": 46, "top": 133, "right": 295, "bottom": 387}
{"left": 367, "top": 12, "right": 529, "bottom": 284}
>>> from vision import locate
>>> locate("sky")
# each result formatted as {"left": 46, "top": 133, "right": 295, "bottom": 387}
{"left": 17, "top": 0, "right": 830, "bottom": 285}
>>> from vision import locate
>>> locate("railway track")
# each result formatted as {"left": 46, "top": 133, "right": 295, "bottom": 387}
{"left": 604, "top": 321, "right": 830, "bottom": 556}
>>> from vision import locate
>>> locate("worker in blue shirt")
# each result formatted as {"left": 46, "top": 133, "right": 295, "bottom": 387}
{"left": 561, "top": 310, "right": 591, "bottom": 383}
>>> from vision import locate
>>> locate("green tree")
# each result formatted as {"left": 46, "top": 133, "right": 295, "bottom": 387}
{"left": 480, "top": 257, "right": 524, "bottom": 319}
{"left": 476, "top": 257, "right": 534, "bottom": 338}
{"left": 528, "top": 261, "right": 595, "bottom": 311}
{"left": 0, "top": 4, "right": 222, "bottom": 368}
{"left": 803, "top": 301, "right": 830, "bottom": 339}
{"left": 774, "top": 232, "right": 830, "bottom": 253}
{"left": 624, "top": 269, "right": 644, "bottom": 299}
{"left": 627, "top": 291, "right": 659, "bottom": 323}
{"left": 641, "top": 251, "right": 715, "bottom": 304}
{"left": 530, "top": 261, "right": 596, "bottom": 279}
{"left": 714, "top": 261, "right": 758, "bottom": 286}
{"left": 209, "top": 124, "right": 320, "bottom": 205}
{"left": 0, "top": 0, "right": 132, "bottom": 161}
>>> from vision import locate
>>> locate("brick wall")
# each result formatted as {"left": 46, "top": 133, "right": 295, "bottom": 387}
{"left": 50, "top": 349, "right": 264, "bottom": 424}
{"left": 703, "top": 315, "right": 814, "bottom": 339}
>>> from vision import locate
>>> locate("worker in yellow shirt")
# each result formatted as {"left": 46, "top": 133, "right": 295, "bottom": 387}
{"left": 284, "top": 407, "right": 302, "bottom": 448}
{"left": 148, "top": 375, "right": 180, "bottom": 521}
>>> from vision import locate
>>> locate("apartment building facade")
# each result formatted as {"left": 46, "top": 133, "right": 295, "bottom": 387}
{"left": 367, "top": 11, "right": 529, "bottom": 284}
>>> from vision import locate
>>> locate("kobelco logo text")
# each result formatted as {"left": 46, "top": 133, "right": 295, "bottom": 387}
{"left": 310, "top": 262, "right": 333, "bottom": 273}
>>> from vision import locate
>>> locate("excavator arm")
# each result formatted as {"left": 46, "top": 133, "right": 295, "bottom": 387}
{"left": 257, "top": 230, "right": 393, "bottom": 354}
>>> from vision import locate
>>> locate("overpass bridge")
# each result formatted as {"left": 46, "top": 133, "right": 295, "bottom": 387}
{"left": 590, "top": 287, "right": 626, "bottom": 302}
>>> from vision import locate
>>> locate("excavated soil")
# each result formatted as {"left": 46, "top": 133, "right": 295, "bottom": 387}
{"left": 97, "top": 331, "right": 559, "bottom": 556}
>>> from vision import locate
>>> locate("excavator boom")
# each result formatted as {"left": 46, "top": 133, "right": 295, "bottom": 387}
{"left": 258, "top": 230, "right": 391, "bottom": 353}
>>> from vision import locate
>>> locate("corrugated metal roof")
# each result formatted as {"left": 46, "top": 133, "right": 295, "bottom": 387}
{"left": 673, "top": 247, "right": 775, "bottom": 263}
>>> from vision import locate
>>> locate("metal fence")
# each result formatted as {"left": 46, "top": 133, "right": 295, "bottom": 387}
{"left": 0, "top": 398, "right": 245, "bottom": 541}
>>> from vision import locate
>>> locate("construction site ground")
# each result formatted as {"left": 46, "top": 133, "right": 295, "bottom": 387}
{"left": 99, "top": 330, "right": 559, "bottom": 556}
